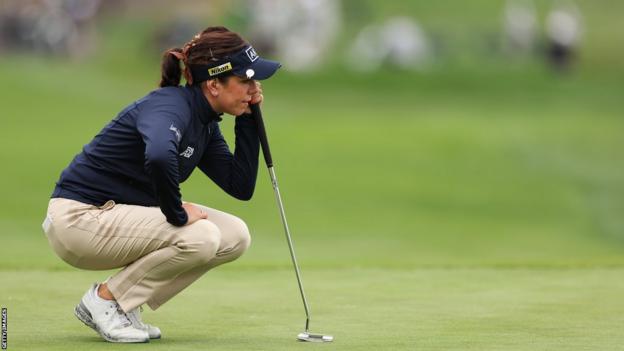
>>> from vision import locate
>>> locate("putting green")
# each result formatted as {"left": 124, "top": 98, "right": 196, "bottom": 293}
{"left": 2, "top": 267, "right": 624, "bottom": 350}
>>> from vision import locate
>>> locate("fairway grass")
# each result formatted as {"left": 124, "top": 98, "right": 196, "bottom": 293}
{"left": 2, "top": 267, "right": 624, "bottom": 350}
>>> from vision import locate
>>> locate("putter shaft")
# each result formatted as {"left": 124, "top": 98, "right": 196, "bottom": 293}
{"left": 267, "top": 166, "right": 311, "bottom": 332}
{"left": 250, "top": 103, "right": 321, "bottom": 336}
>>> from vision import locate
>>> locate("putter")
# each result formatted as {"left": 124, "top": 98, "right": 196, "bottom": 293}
{"left": 251, "top": 104, "right": 334, "bottom": 343}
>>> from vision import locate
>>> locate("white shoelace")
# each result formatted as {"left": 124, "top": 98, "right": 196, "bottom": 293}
{"left": 109, "top": 302, "right": 132, "bottom": 327}
{"left": 127, "top": 306, "right": 147, "bottom": 328}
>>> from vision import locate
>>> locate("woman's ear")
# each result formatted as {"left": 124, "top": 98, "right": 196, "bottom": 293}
{"left": 207, "top": 79, "right": 219, "bottom": 97}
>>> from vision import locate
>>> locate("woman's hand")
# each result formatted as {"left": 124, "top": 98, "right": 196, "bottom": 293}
{"left": 182, "top": 202, "right": 208, "bottom": 225}
{"left": 244, "top": 81, "right": 263, "bottom": 114}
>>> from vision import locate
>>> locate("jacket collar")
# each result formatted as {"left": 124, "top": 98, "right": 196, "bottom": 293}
{"left": 188, "top": 84, "right": 222, "bottom": 124}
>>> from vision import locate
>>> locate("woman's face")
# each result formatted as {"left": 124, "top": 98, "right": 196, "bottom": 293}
{"left": 205, "top": 76, "right": 260, "bottom": 116}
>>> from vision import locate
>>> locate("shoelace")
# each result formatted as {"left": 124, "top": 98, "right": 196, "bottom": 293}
{"left": 109, "top": 302, "right": 132, "bottom": 327}
{"left": 127, "top": 306, "right": 146, "bottom": 327}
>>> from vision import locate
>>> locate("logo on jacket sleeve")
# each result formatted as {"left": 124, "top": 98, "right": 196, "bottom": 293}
{"left": 180, "top": 146, "right": 194, "bottom": 158}
{"left": 169, "top": 123, "right": 182, "bottom": 142}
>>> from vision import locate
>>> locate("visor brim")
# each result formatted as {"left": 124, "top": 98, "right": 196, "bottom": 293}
{"left": 235, "top": 58, "right": 281, "bottom": 80}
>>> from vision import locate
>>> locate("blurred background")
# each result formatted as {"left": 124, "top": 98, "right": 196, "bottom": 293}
{"left": 1, "top": 0, "right": 623, "bottom": 270}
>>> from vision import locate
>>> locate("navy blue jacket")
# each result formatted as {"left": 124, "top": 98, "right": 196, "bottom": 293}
{"left": 52, "top": 84, "right": 259, "bottom": 226}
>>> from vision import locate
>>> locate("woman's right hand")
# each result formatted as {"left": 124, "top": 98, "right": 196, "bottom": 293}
{"left": 182, "top": 202, "right": 208, "bottom": 225}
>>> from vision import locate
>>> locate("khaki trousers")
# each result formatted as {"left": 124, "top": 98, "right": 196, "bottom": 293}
{"left": 43, "top": 198, "right": 251, "bottom": 313}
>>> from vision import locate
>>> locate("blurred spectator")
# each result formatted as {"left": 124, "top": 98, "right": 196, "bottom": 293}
{"left": 0, "top": 0, "right": 101, "bottom": 57}
{"left": 31, "top": 4, "right": 78, "bottom": 55}
{"left": 247, "top": 0, "right": 341, "bottom": 72}
{"left": 0, "top": 2, "right": 22, "bottom": 51}
{"left": 63, "top": 0, "right": 101, "bottom": 23}
{"left": 545, "top": 0, "right": 583, "bottom": 71}
{"left": 347, "top": 17, "right": 431, "bottom": 72}
{"left": 502, "top": 0, "right": 537, "bottom": 57}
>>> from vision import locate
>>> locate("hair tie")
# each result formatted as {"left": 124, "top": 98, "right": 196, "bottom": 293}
{"left": 169, "top": 50, "right": 186, "bottom": 62}
{"left": 168, "top": 50, "right": 193, "bottom": 85}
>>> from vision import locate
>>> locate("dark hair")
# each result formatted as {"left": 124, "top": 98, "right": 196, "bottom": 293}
{"left": 159, "top": 26, "right": 248, "bottom": 87}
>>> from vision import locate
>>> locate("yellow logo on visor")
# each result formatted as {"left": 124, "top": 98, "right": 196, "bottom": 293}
{"left": 208, "top": 62, "right": 233, "bottom": 76}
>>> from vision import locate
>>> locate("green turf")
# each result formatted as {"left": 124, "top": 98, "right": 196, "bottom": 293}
{"left": 2, "top": 268, "right": 624, "bottom": 350}
{"left": 1, "top": 3, "right": 624, "bottom": 350}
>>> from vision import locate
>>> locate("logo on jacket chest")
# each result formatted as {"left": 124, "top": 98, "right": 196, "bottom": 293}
{"left": 180, "top": 146, "right": 194, "bottom": 158}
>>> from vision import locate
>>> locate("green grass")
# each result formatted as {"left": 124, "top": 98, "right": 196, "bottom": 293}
{"left": 1, "top": 4, "right": 624, "bottom": 350}
{"left": 3, "top": 268, "right": 624, "bottom": 350}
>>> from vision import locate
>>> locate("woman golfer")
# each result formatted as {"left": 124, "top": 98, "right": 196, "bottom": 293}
{"left": 42, "top": 26, "right": 280, "bottom": 343}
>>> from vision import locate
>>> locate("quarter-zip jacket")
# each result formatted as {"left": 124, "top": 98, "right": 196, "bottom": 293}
{"left": 52, "top": 84, "right": 259, "bottom": 226}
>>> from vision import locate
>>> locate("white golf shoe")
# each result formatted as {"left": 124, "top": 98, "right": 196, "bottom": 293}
{"left": 74, "top": 283, "right": 149, "bottom": 343}
{"left": 127, "top": 306, "right": 162, "bottom": 339}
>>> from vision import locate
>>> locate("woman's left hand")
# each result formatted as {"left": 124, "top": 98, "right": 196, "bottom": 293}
{"left": 245, "top": 81, "right": 263, "bottom": 114}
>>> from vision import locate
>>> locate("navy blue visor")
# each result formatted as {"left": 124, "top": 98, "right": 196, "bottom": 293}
{"left": 188, "top": 46, "right": 281, "bottom": 83}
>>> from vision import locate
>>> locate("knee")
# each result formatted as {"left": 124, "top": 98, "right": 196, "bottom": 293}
{"left": 235, "top": 217, "right": 251, "bottom": 249}
{"left": 225, "top": 217, "right": 252, "bottom": 259}
{"left": 177, "top": 221, "right": 222, "bottom": 266}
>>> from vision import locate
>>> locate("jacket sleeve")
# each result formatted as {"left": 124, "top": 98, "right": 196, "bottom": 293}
{"left": 136, "top": 91, "right": 189, "bottom": 226}
{"left": 198, "top": 114, "right": 260, "bottom": 200}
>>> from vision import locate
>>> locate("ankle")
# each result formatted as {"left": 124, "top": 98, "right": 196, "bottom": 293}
{"left": 97, "top": 283, "right": 116, "bottom": 301}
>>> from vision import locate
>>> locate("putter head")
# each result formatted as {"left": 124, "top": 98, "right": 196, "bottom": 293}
{"left": 297, "top": 332, "right": 334, "bottom": 342}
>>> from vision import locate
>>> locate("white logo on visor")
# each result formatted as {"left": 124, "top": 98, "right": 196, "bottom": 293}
{"left": 245, "top": 47, "right": 259, "bottom": 62}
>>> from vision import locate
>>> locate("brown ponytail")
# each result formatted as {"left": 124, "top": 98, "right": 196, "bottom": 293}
{"left": 159, "top": 47, "right": 183, "bottom": 87}
{"left": 158, "top": 26, "right": 248, "bottom": 87}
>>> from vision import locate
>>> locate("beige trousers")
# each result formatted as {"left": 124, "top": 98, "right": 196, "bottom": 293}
{"left": 43, "top": 198, "right": 251, "bottom": 313}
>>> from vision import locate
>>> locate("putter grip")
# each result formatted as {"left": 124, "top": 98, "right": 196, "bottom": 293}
{"left": 250, "top": 103, "right": 273, "bottom": 168}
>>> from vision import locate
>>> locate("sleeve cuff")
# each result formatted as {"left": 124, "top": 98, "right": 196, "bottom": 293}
{"left": 167, "top": 209, "right": 188, "bottom": 227}
{"left": 235, "top": 113, "right": 257, "bottom": 128}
